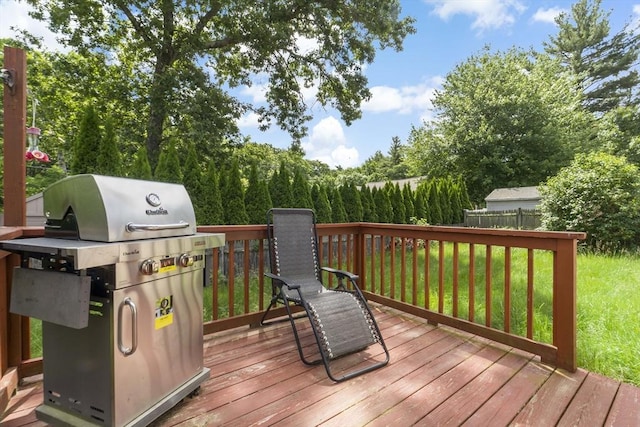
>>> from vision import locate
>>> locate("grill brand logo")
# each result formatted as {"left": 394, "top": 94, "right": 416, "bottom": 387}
{"left": 146, "top": 193, "right": 162, "bottom": 207}
{"left": 145, "top": 207, "right": 169, "bottom": 215}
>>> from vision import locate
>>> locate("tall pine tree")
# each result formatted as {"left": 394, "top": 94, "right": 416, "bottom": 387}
{"left": 545, "top": 0, "right": 640, "bottom": 113}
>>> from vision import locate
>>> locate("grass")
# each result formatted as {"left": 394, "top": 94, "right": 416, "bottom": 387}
{"left": 28, "top": 251, "right": 640, "bottom": 387}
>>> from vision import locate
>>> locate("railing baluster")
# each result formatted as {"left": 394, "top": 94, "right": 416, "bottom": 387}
{"left": 453, "top": 242, "right": 459, "bottom": 318}
{"left": 228, "top": 241, "right": 235, "bottom": 316}
{"left": 527, "top": 249, "right": 534, "bottom": 339}
{"left": 486, "top": 245, "right": 492, "bottom": 327}
{"left": 243, "top": 240, "right": 250, "bottom": 314}
{"left": 412, "top": 238, "right": 418, "bottom": 305}
{"left": 469, "top": 243, "right": 475, "bottom": 322}
{"left": 438, "top": 241, "right": 444, "bottom": 314}
{"left": 504, "top": 246, "right": 511, "bottom": 333}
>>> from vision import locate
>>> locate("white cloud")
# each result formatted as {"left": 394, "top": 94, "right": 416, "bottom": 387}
{"left": 237, "top": 112, "right": 261, "bottom": 128}
{"left": 532, "top": 7, "right": 566, "bottom": 24}
{"left": 302, "top": 116, "right": 359, "bottom": 168}
{"left": 0, "top": 0, "right": 66, "bottom": 51}
{"left": 425, "top": 0, "right": 526, "bottom": 33}
{"left": 362, "top": 78, "right": 440, "bottom": 120}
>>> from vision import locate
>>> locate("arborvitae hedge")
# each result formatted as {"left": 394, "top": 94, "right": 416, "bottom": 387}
{"left": 222, "top": 159, "right": 249, "bottom": 225}
{"left": 246, "top": 163, "right": 273, "bottom": 224}
{"left": 72, "top": 104, "right": 102, "bottom": 175}
{"left": 130, "top": 146, "right": 153, "bottom": 180}
{"left": 312, "top": 184, "right": 332, "bottom": 223}
{"left": 154, "top": 142, "right": 183, "bottom": 184}
{"left": 96, "top": 116, "right": 122, "bottom": 176}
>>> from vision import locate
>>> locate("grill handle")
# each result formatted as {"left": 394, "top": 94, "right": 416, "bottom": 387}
{"left": 126, "top": 221, "right": 190, "bottom": 232}
{"left": 118, "top": 297, "right": 138, "bottom": 356}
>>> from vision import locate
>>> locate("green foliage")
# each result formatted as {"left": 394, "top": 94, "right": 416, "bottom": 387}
{"left": 330, "top": 187, "right": 348, "bottom": 223}
{"left": 154, "top": 142, "right": 183, "bottom": 184}
{"left": 545, "top": 0, "right": 640, "bottom": 113}
{"left": 129, "top": 146, "right": 153, "bottom": 180}
{"left": 96, "top": 116, "right": 122, "bottom": 176}
{"left": 71, "top": 104, "right": 101, "bottom": 174}
{"left": 291, "top": 168, "right": 313, "bottom": 209}
{"left": 245, "top": 163, "right": 272, "bottom": 224}
{"left": 312, "top": 184, "right": 332, "bottom": 223}
{"left": 269, "top": 162, "right": 293, "bottom": 208}
{"left": 25, "top": 165, "right": 67, "bottom": 196}
{"left": 391, "top": 184, "right": 405, "bottom": 224}
{"left": 24, "top": 1, "right": 414, "bottom": 169}
{"left": 417, "top": 47, "right": 585, "bottom": 204}
{"left": 200, "top": 162, "right": 224, "bottom": 225}
{"left": 360, "top": 185, "right": 377, "bottom": 222}
{"left": 374, "top": 186, "right": 393, "bottom": 223}
{"left": 340, "top": 183, "right": 363, "bottom": 222}
{"left": 222, "top": 160, "right": 249, "bottom": 225}
{"left": 427, "top": 181, "right": 443, "bottom": 225}
{"left": 182, "top": 143, "right": 205, "bottom": 223}
{"left": 540, "top": 152, "right": 640, "bottom": 252}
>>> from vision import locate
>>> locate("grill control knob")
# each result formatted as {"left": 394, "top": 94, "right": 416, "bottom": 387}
{"left": 179, "top": 254, "right": 195, "bottom": 267}
{"left": 140, "top": 259, "right": 159, "bottom": 275}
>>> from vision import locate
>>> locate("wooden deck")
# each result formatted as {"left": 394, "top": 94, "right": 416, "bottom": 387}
{"left": 2, "top": 305, "right": 640, "bottom": 426}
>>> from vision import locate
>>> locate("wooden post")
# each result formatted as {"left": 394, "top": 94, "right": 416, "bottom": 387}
{"left": 552, "top": 238, "right": 578, "bottom": 371}
{"left": 3, "top": 46, "right": 27, "bottom": 227}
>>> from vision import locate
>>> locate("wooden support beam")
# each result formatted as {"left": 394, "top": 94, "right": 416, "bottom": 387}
{"left": 3, "top": 46, "right": 27, "bottom": 226}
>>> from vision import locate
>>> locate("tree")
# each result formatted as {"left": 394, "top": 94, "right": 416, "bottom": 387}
{"left": 545, "top": 0, "right": 640, "bottom": 114}
{"left": 291, "top": 168, "right": 313, "bottom": 209}
{"left": 96, "top": 116, "right": 122, "bottom": 176}
{"left": 200, "top": 162, "right": 224, "bottom": 225}
{"left": 154, "top": 142, "right": 183, "bottom": 184}
{"left": 183, "top": 143, "right": 205, "bottom": 223}
{"left": 26, "top": 1, "right": 415, "bottom": 169}
{"left": 71, "top": 104, "right": 101, "bottom": 174}
{"left": 374, "top": 186, "right": 393, "bottom": 223}
{"left": 129, "top": 146, "right": 153, "bottom": 180}
{"left": 245, "top": 163, "right": 272, "bottom": 224}
{"left": 540, "top": 152, "right": 640, "bottom": 252}
{"left": 269, "top": 162, "right": 293, "bottom": 208}
{"left": 330, "top": 188, "right": 348, "bottom": 223}
{"left": 340, "top": 183, "right": 363, "bottom": 222}
{"left": 423, "top": 47, "right": 587, "bottom": 204}
{"left": 222, "top": 159, "right": 249, "bottom": 225}
{"left": 311, "top": 184, "right": 332, "bottom": 223}
{"left": 360, "top": 185, "right": 377, "bottom": 222}
{"left": 391, "top": 183, "right": 405, "bottom": 224}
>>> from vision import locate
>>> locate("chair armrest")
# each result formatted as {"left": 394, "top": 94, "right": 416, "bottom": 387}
{"left": 321, "top": 267, "right": 359, "bottom": 282}
{"left": 264, "top": 272, "right": 300, "bottom": 290}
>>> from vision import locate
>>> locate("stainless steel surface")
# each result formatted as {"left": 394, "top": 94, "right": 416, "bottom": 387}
{"left": 9, "top": 268, "right": 91, "bottom": 328}
{"left": 43, "top": 174, "right": 197, "bottom": 242}
{"left": 2, "top": 174, "right": 226, "bottom": 426}
{"left": 1, "top": 233, "right": 224, "bottom": 271}
{"left": 38, "top": 265, "right": 207, "bottom": 426}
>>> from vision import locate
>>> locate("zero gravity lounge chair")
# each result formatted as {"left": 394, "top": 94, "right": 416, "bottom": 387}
{"left": 261, "top": 208, "right": 389, "bottom": 382}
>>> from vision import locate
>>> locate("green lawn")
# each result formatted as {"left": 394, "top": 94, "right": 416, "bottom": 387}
{"left": 29, "top": 251, "right": 640, "bottom": 386}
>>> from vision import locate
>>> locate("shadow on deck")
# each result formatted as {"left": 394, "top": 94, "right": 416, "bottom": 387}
{"left": 3, "top": 305, "right": 639, "bottom": 426}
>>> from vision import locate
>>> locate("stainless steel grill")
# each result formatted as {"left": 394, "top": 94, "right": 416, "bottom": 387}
{"left": 2, "top": 174, "right": 225, "bottom": 427}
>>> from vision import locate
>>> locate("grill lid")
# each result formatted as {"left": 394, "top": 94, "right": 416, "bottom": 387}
{"left": 44, "top": 174, "right": 197, "bottom": 242}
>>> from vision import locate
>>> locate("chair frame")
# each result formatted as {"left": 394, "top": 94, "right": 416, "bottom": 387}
{"left": 260, "top": 208, "right": 390, "bottom": 382}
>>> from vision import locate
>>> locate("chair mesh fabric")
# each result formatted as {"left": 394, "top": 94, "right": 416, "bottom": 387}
{"left": 270, "top": 208, "right": 378, "bottom": 358}
{"left": 306, "top": 292, "right": 379, "bottom": 359}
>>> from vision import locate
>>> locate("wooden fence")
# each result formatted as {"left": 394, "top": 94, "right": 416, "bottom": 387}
{"left": 464, "top": 208, "right": 541, "bottom": 230}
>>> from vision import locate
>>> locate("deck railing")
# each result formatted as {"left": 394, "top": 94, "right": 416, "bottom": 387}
{"left": 0, "top": 223, "right": 584, "bottom": 398}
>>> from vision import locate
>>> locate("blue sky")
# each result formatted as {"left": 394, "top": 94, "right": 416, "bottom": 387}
{"left": 2, "top": 0, "right": 639, "bottom": 168}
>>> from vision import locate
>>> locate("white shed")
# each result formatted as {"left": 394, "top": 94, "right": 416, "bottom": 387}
{"left": 484, "top": 186, "right": 540, "bottom": 211}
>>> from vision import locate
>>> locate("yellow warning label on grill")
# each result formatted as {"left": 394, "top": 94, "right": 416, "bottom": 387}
{"left": 159, "top": 265, "right": 177, "bottom": 274}
{"left": 155, "top": 295, "right": 174, "bottom": 329}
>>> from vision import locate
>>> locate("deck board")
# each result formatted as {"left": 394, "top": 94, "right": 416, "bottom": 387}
{"left": 2, "top": 305, "right": 639, "bottom": 427}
